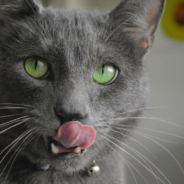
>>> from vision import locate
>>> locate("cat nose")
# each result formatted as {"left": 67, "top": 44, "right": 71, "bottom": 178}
{"left": 54, "top": 106, "right": 87, "bottom": 124}
{"left": 55, "top": 85, "right": 88, "bottom": 124}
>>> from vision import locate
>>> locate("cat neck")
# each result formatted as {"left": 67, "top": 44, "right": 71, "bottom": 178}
{"left": 0, "top": 154, "right": 125, "bottom": 184}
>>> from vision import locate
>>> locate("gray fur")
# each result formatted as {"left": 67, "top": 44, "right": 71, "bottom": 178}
{"left": 0, "top": 0, "right": 165, "bottom": 183}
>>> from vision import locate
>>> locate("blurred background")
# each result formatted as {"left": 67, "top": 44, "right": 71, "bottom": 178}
{"left": 41, "top": 0, "right": 184, "bottom": 183}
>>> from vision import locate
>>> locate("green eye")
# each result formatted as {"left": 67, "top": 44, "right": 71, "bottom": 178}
{"left": 93, "top": 64, "right": 118, "bottom": 85}
{"left": 25, "top": 58, "right": 49, "bottom": 79}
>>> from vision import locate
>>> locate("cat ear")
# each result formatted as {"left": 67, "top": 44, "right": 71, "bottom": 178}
{"left": 0, "top": 0, "right": 40, "bottom": 23}
{"left": 108, "top": 0, "right": 165, "bottom": 49}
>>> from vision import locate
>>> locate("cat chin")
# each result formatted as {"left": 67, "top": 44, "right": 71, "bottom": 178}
{"left": 22, "top": 148, "right": 94, "bottom": 174}
{"left": 36, "top": 156, "right": 92, "bottom": 174}
{"left": 50, "top": 159, "right": 89, "bottom": 173}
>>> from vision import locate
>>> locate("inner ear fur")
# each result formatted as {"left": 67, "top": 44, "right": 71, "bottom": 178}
{"left": 108, "top": 0, "right": 165, "bottom": 49}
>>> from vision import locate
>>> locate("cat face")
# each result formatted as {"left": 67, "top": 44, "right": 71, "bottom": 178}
{"left": 0, "top": 0, "right": 165, "bottom": 174}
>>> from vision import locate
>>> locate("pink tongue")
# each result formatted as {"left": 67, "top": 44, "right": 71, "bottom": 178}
{"left": 52, "top": 121, "right": 96, "bottom": 149}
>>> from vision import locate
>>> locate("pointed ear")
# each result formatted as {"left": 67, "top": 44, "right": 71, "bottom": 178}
{"left": 108, "top": 0, "right": 165, "bottom": 49}
{"left": 0, "top": 0, "right": 40, "bottom": 24}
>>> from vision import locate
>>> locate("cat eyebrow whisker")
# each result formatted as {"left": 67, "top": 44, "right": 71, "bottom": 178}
{"left": 102, "top": 135, "right": 168, "bottom": 184}
{"left": 105, "top": 11, "right": 146, "bottom": 42}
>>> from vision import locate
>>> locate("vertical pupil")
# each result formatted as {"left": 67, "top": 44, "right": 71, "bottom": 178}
{"left": 35, "top": 59, "right": 38, "bottom": 69}
{"left": 102, "top": 64, "right": 105, "bottom": 74}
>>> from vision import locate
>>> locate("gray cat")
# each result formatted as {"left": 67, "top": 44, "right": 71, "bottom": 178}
{"left": 0, "top": 0, "right": 165, "bottom": 183}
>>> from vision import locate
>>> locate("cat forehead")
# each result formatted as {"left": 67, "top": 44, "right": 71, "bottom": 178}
{"left": 22, "top": 9, "right": 110, "bottom": 65}
{"left": 1, "top": 6, "right": 129, "bottom": 69}
{"left": 41, "top": 11, "right": 95, "bottom": 38}
{"left": 38, "top": 10, "right": 101, "bottom": 46}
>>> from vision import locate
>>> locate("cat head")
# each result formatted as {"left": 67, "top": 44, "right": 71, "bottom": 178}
{"left": 0, "top": 0, "right": 165, "bottom": 173}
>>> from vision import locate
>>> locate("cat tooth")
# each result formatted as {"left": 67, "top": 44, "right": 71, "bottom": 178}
{"left": 73, "top": 147, "right": 81, "bottom": 154}
{"left": 51, "top": 143, "right": 59, "bottom": 154}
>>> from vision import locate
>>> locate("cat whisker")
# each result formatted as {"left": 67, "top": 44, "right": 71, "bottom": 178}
{"left": 110, "top": 129, "right": 156, "bottom": 158}
{"left": 0, "top": 129, "right": 34, "bottom": 166}
{"left": 100, "top": 124, "right": 179, "bottom": 144}
{"left": 114, "top": 106, "right": 166, "bottom": 117}
{"left": 0, "top": 114, "right": 23, "bottom": 119}
{"left": 34, "top": 135, "right": 41, "bottom": 151}
{"left": 133, "top": 132, "right": 178, "bottom": 144}
{"left": 103, "top": 139, "right": 146, "bottom": 184}
{"left": 0, "top": 129, "right": 33, "bottom": 155}
{"left": 134, "top": 131, "right": 184, "bottom": 174}
{"left": 113, "top": 125, "right": 184, "bottom": 175}
{"left": 0, "top": 107, "right": 29, "bottom": 110}
{"left": 0, "top": 103, "right": 34, "bottom": 108}
{"left": 0, "top": 118, "right": 32, "bottom": 164}
{"left": 102, "top": 135, "right": 168, "bottom": 184}
{"left": 109, "top": 126, "right": 184, "bottom": 174}
{"left": 105, "top": 138, "right": 160, "bottom": 184}
{"left": 2, "top": 131, "right": 37, "bottom": 182}
{"left": 0, "top": 116, "right": 30, "bottom": 128}
{"left": 104, "top": 116, "right": 183, "bottom": 128}
{"left": 107, "top": 133, "right": 171, "bottom": 184}
{"left": 108, "top": 124, "right": 184, "bottom": 140}
{"left": 0, "top": 130, "right": 35, "bottom": 171}
{"left": 0, "top": 118, "right": 31, "bottom": 135}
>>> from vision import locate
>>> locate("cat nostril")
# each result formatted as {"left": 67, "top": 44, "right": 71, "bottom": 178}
{"left": 54, "top": 108, "right": 87, "bottom": 124}
{"left": 54, "top": 108, "right": 65, "bottom": 117}
{"left": 54, "top": 108, "right": 65, "bottom": 122}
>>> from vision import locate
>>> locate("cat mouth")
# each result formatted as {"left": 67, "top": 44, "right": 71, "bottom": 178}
{"left": 50, "top": 140, "right": 85, "bottom": 155}
{"left": 50, "top": 121, "right": 96, "bottom": 156}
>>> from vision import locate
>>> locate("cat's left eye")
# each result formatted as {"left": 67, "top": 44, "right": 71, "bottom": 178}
{"left": 93, "top": 64, "right": 119, "bottom": 85}
{"left": 25, "top": 58, "right": 49, "bottom": 79}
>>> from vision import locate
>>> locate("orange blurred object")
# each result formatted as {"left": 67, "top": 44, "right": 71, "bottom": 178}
{"left": 175, "top": 3, "right": 184, "bottom": 25}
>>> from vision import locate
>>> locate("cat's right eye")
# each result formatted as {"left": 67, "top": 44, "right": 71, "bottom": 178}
{"left": 25, "top": 58, "right": 49, "bottom": 79}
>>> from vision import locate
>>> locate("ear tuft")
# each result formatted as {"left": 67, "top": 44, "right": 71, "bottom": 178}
{"left": 108, "top": 0, "right": 165, "bottom": 49}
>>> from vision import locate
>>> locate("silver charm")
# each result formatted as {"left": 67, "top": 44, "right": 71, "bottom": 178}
{"left": 88, "top": 161, "right": 100, "bottom": 176}
{"left": 41, "top": 164, "right": 50, "bottom": 171}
